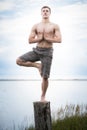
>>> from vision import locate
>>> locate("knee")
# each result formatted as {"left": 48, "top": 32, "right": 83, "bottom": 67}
{"left": 16, "top": 58, "right": 22, "bottom": 66}
{"left": 43, "top": 77, "right": 48, "bottom": 81}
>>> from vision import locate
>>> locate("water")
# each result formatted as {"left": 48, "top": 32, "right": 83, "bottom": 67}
{"left": 0, "top": 80, "right": 87, "bottom": 130}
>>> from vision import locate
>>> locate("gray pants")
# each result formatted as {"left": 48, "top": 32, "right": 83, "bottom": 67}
{"left": 19, "top": 47, "right": 53, "bottom": 78}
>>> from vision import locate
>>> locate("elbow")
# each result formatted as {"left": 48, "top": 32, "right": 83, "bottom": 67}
{"left": 56, "top": 36, "right": 62, "bottom": 43}
{"left": 28, "top": 38, "right": 30, "bottom": 44}
{"left": 59, "top": 37, "right": 62, "bottom": 43}
{"left": 58, "top": 38, "right": 62, "bottom": 43}
{"left": 28, "top": 38, "right": 32, "bottom": 44}
{"left": 59, "top": 39, "right": 62, "bottom": 43}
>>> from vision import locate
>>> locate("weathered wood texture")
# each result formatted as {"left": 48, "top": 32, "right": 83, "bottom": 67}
{"left": 33, "top": 102, "right": 52, "bottom": 130}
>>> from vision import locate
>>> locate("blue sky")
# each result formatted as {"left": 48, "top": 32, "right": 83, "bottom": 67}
{"left": 0, "top": 0, "right": 87, "bottom": 79}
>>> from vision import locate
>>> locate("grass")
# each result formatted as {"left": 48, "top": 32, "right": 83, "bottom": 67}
{"left": 27, "top": 104, "right": 87, "bottom": 130}
{"left": 1, "top": 104, "right": 87, "bottom": 130}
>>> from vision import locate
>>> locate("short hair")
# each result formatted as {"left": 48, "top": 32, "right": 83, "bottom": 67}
{"left": 41, "top": 6, "right": 51, "bottom": 13}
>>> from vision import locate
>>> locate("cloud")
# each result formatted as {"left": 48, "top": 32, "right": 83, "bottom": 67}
{"left": 0, "top": 0, "right": 14, "bottom": 11}
{"left": 50, "top": 3, "right": 87, "bottom": 77}
{"left": 0, "top": 1, "right": 87, "bottom": 78}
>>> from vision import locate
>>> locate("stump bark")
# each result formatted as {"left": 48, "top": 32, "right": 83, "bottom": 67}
{"left": 33, "top": 102, "right": 52, "bottom": 130}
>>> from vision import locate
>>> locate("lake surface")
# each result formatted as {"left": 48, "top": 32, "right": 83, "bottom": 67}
{"left": 0, "top": 80, "right": 87, "bottom": 130}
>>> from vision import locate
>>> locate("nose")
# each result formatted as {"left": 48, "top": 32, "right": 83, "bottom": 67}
{"left": 44, "top": 11, "right": 47, "bottom": 14}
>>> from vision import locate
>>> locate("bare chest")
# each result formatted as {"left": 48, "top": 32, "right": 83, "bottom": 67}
{"left": 36, "top": 23, "right": 55, "bottom": 34}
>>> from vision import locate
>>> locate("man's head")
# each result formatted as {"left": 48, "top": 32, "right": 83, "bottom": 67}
{"left": 41, "top": 6, "right": 51, "bottom": 13}
{"left": 41, "top": 6, "right": 51, "bottom": 19}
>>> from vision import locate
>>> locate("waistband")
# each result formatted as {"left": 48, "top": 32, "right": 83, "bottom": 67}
{"left": 36, "top": 46, "right": 53, "bottom": 50}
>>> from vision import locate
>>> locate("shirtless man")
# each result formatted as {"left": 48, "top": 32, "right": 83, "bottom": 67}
{"left": 16, "top": 6, "right": 62, "bottom": 102}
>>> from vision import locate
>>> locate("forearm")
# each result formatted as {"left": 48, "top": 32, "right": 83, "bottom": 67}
{"left": 29, "top": 37, "right": 42, "bottom": 44}
{"left": 45, "top": 36, "right": 62, "bottom": 43}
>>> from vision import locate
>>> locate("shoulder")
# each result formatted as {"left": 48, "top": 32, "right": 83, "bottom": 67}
{"left": 53, "top": 23, "right": 60, "bottom": 29}
{"left": 50, "top": 22, "right": 60, "bottom": 29}
{"left": 31, "top": 23, "right": 37, "bottom": 29}
{"left": 31, "top": 22, "right": 41, "bottom": 30}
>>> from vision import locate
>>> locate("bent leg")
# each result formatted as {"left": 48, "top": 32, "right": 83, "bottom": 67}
{"left": 16, "top": 50, "right": 42, "bottom": 72}
{"left": 16, "top": 58, "right": 42, "bottom": 75}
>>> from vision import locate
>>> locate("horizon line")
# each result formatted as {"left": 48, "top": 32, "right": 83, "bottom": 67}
{"left": 0, "top": 78, "right": 87, "bottom": 81}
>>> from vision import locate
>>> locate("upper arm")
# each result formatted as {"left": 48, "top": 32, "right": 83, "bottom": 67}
{"left": 29, "top": 24, "right": 37, "bottom": 39}
{"left": 28, "top": 24, "right": 38, "bottom": 43}
{"left": 54, "top": 24, "right": 62, "bottom": 42}
{"left": 54, "top": 24, "right": 61, "bottom": 37}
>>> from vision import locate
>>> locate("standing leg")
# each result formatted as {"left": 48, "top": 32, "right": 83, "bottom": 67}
{"left": 41, "top": 77, "right": 48, "bottom": 102}
{"left": 40, "top": 56, "right": 52, "bottom": 102}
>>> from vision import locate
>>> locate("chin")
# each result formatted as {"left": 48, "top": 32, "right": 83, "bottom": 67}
{"left": 44, "top": 17, "right": 48, "bottom": 19}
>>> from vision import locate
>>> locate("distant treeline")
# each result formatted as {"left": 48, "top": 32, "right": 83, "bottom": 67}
{"left": 27, "top": 104, "right": 87, "bottom": 130}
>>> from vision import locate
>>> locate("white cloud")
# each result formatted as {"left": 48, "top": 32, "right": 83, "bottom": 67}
{"left": 50, "top": 3, "right": 87, "bottom": 77}
{"left": 0, "top": 1, "right": 14, "bottom": 11}
{"left": 0, "top": 2, "right": 87, "bottom": 78}
{"left": 0, "top": 46, "right": 8, "bottom": 54}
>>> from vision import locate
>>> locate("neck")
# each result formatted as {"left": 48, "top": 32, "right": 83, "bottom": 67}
{"left": 42, "top": 18, "right": 50, "bottom": 23}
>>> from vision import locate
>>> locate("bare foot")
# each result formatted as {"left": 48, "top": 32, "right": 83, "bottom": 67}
{"left": 36, "top": 63, "right": 42, "bottom": 76}
{"left": 40, "top": 96, "right": 47, "bottom": 102}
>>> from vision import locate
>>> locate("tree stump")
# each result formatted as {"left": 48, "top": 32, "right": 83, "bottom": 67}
{"left": 33, "top": 102, "right": 52, "bottom": 130}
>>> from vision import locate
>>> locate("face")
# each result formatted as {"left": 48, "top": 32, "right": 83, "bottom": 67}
{"left": 41, "top": 8, "right": 51, "bottom": 19}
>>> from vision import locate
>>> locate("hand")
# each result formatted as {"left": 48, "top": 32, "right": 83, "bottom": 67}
{"left": 44, "top": 32, "right": 50, "bottom": 41}
{"left": 44, "top": 32, "right": 54, "bottom": 43}
{"left": 37, "top": 33, "right": 44, "bottom": 42}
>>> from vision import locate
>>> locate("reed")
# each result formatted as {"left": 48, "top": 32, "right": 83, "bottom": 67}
{"left": 27, "top": 104, "right": 87, "bottom": 130}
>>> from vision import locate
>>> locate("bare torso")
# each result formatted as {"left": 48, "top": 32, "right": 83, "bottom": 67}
{"left": 35, "top": 22, "right": 56, "bottom": 48}
{"left": 29, "top": 21, "right": 61, "bottom": 48}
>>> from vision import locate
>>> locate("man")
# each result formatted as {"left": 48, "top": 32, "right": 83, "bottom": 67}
{"left": 16, "top": 6, "right": 62, "bottom": 102}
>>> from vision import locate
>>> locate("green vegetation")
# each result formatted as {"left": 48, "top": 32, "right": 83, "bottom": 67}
{"left": 1, "top": 104, "right": 87, "bottom": 130}
{"left": 27, "top": 104, "right": 87, "bottom": 130}
{"left": 25, "top": 125, "right": 34, "bottom": 130}
{"left": 52, "top": 104, "right": 87, "bottom": 130}
{"left": 52, "top": 114, "right": 87, "bottom": 130}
